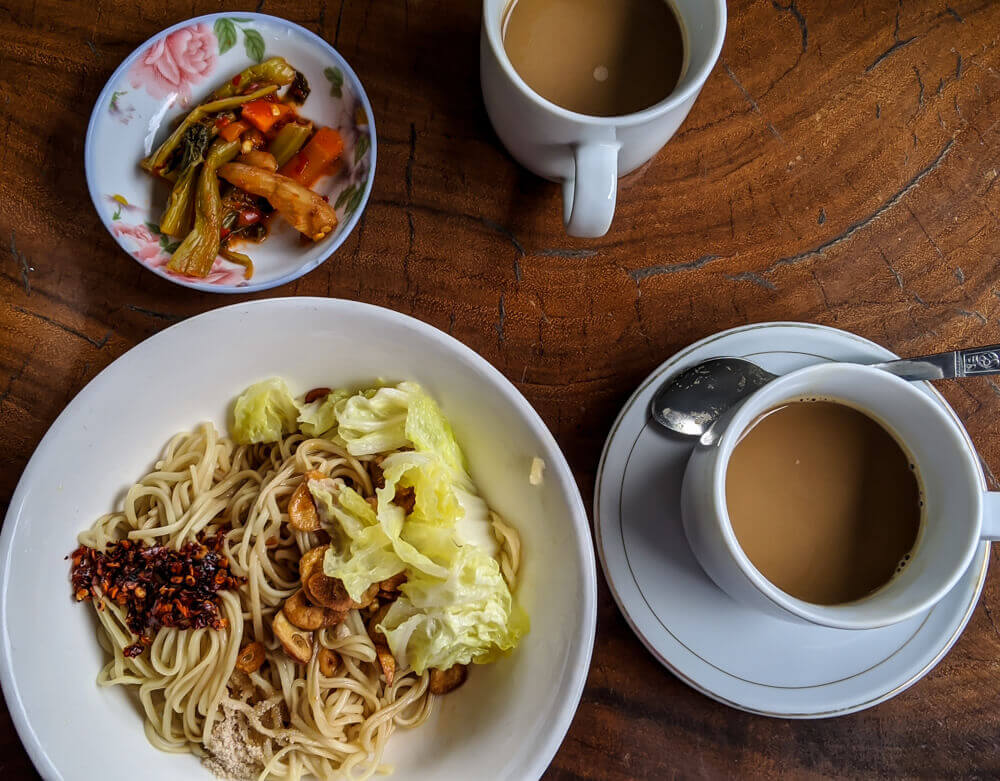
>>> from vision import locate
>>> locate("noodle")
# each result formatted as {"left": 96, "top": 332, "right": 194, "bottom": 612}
{"left": 77, "top": 423, "right": 521, "bottom": 781}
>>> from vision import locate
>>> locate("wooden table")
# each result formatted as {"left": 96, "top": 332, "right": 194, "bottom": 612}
{"left": 4, "top": 0, "right": 1000, "bottom": 777}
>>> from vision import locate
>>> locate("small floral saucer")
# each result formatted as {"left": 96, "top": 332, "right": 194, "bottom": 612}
{"left": 84, "top": 13, "right": 376, "bottom": 293}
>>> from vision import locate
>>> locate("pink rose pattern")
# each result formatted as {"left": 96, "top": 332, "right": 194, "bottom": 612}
{"left": 129, "top": 24, "right": 216, "bottom": 104}
{"left": 111, "top": 222, "right": 248, "bottom": 286}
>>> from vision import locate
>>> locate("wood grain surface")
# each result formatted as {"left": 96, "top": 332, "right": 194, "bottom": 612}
{"left": 4, "top": 0, "right": 1000, "bottom": 777}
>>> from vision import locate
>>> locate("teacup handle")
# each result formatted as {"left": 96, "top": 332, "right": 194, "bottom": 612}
{"left": 983, "top": 492, "right": 1000, "bottom": 540}
{"left": 562, "top": 141, "right": 620, "bottom": 238}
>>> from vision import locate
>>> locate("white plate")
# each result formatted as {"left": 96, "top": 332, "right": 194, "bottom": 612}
{"left": 595, "top": 321, "right": 989, "bottom": 718}
{"left": 85, "top": 13, "right": 376, "bottom": 292}
{"left": 0, "top": 298, "right": 597, "bottom": 780}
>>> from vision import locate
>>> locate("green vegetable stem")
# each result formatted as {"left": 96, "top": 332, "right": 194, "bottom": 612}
{"left": 210, "top": 57, "right": 296, "bottom": 100}
{"left": 268, "top": 122, "right": 313, "bottom": 168}
{"left": 159, "top": 125, "right": 211, "bottom": 237}
{"left": 167, "top": 139, "right": 240, "bottom": 278}
{"left": 141, "top": 85, "right": 278, "bottom": 176}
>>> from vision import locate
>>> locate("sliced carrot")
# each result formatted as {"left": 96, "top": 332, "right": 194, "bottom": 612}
{"left": 307, "top": 127, "right": 344, "bottom": 160}
{"left": 278, "top": 127, "right": 344, "bottom": 187}
{"left": 241, "top": 99, "right": 294, "bottom": 133}
{"left": 219, "top": 119, "right": 250, "bottom": 142}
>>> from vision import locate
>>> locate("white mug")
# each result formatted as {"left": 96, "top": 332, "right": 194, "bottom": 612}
{"left": 681, "top": 362, "right": 1000, "bottom": 630}
{"left": 480, "top": 0, "right": 727, "bottom": 238}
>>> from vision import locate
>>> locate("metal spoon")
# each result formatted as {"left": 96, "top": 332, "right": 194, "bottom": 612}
{"left": 650, "top": 344, "right": 1000, "bottom": 436}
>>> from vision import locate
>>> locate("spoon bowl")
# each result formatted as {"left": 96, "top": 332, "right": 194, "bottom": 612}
{"left": 650, "top": 357, "right": 775, "bottom": 436}
{"left": 650, "top": 343, "right": 1000, "bottom": 437}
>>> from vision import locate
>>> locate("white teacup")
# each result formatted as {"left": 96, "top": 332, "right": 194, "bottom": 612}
{"left": 681, "top": 362, "right": 1000, "bottom": 630}
{"left": 479, "top": 0, "right": 727, "bottom": 238}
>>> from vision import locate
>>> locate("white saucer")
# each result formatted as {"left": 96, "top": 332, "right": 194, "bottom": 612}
{"left": 595, "top": 322, "right": 990, "bottom": 718}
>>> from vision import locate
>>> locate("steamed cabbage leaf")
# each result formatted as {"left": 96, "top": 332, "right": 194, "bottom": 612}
{"left": 403, "top": 387, "right": 466, "bottom": 473}
{"left": 305, "top": 380, "right": 527, "bottom": 670}
{"left": 334, "top": 385, "right": 412, "bottom": 455}
{"left": 231, "top": 378, "right": 299, "bottom": 444}
{"left": 296, "top": 389, "right": 350, "bottom": 437}
{"left": 311, "top": 479, "right": 404, "bottom": 599}
{"left": 377, "top": 545, "right": 529, "bottom": 674}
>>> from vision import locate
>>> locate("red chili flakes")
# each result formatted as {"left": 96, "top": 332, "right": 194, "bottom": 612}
{"left": 70, "top": 534, "right": 243, "bottom": 658}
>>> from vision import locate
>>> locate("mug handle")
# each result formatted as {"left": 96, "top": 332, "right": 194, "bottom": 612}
{"left": 562, "top": 141, "right": 621, "bottom": 238}
{"left": 982, "top": 492, "right": 1000, "bottom": 540}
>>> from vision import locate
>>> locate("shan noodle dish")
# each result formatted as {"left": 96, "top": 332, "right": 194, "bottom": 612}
{"left": 142, "top": 57, "right": 346, "bottom": 280}
{"left": 69, "top": 380, "right": 527, "bottom": 780}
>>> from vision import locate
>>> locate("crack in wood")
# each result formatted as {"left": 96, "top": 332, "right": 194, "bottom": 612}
{"left": 126, "top": 305, "right": 181, "bottom": 321}
{"left": 481, "top": 218, "right": 525, "bottom": 256}
{"left": 879, "top": 249, "right": 904, "bottom": 289}
{"left": 764, "top": 140, "right": 954, "bottom": 274}
{"left": 982, "top": 601, "right": 1000, "bottom": 643}
{"left": 0, "top": 348, "right": 32, "bottom": 407}
{"left": 723, "top": 64, "right": 783, "bottom": 140}
{"left": 818, "top": 207, "right": 826, "bottom": 224}
{"left": 770, "top": 0, "right": 808, "bottom": 52}
{"left": 955, "top": 308, "right": 987, "bottom": 324}
{"left": 725, "top": 271, "right": 777, "bottom": 291}
{"left": 13, "top": 306, "right": 111, "bottom": 348}
{"left": 913, "top": 66, "right": 925, "bottom": 107}
{"left": 495, "top": 294, "right": 506, "bottom": 343}
{"left": 908, "top": 205, "right": 944, "bottom": 258}
{"left": 811, "top": 270, "right": 833, "bottom": 315}
{"left": 955, "top": 267, "right": 965, "bottom": 284}
{"left": 537, "top": 248, "right": 598, "bottom": 258}
{"left": 633, "top": 290, "right": 653, "bottom": 347}
{"left": 629, "top": 255, "right": 722, "bottom": 283}
{"left": 722, "top": 63, "right": 760, "bottom": 113}
{"left": 513, "top": 256, "right": 522, "bottom": 281}
{"left": 865, "top": 36, "right": 918, "bottom": 73}
{"left": 333, "top": 0, "right": 345, "bottom": 46}
{"left": 945, "top": 6, "right": 964, "bottom": 22}
{"left": 936, "top": 53, "right": 964, "bottom": 100}
{"left": 406, "top": 123, "right": 415, "bottom": 202}
{"left": 373, "top": 197, "right": 527, "bottom": 255}
{"left": 9, "top": 231, "right": 33, "bottom": 295}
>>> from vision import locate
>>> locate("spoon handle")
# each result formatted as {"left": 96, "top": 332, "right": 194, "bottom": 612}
{"left": 871, "top": 345, "right": 1000, "bottom": 380}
